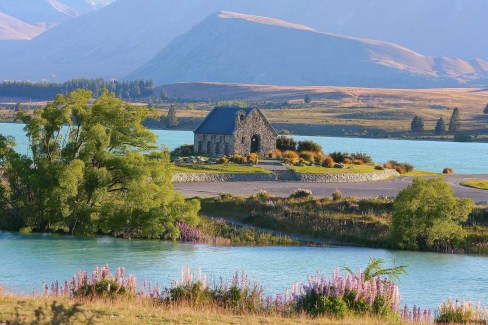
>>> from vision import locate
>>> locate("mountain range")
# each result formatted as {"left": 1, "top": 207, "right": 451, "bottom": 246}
{"left": 0, "top": 0, "right": 114, "bottom": 39}
{"left": 0, "top": 0, "right": 487, "bottom": 88}
{"left": 127, "top": 11, "right": 488, "bottom": 88}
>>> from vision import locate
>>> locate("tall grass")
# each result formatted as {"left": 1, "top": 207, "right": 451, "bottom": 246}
{"left": 5, "top": 265, "right": 488, "bottom": 324}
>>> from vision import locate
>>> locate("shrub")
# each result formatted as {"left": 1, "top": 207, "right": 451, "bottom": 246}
{"left": 172, "top": 144, "right": 194, "bottom": 157}
{"left": 375, "top": 165, "right": 385, "bottom": 171}
{"left": 218, "top": 157, "right": 229, "bottom": 164}
{"left": 295, "top": 268, "right": 400, "bottom": 319}
{"left": 283, "top": 157, "right": 299, "bottom": 165}
{"left": 219, "top": 193, "right": 233, "bottom": 200}
{"left": 299, "top": 151, "right": 315, "bottom": 165}
{"left": 321, "top": 156, "right": 334, "bottom": 168}
{"left": 68, "top": 266, "right": 136, "bottom": 299}
{"left": 289, "top": 188, "right": 313, "bottom": 199}
{"left": 352, "top": 159, "right": 364, "bottom": 165}
{"left": 276, "top": 136, "right": 297, "bottom": 151}
{"left": 267, "top": 149, "right": 282, "bottom": 158}
{"left": 343, "top": 158, "right": 352, "bottom": 164}
{"left": 395, "top": 166, "right": 406, "bottom": 174}
{"left": 351, "top": 152, "right": 373, "bottom": 164}
{"left": 435, "top": 298, "right": 486, "bottom": 324}
{"left": 329, "top": 152, "right": 351, "bottom": 163}
{"left": 255, "top": 190, "right": 272, "bottom": 200}
{"left": 443, "top": 168, "right": 454, "bottom": 174}
{"left": 332, "top": 190, "right": 343, "bottom": 201}
{"left": 401, "top": 163, "right": 414, "bottom": 173}
{"left": 247, "top": 153, "right": 258, "bottom": 165}
{"left": 385, "top": 161, "right": 414, "bottom": 173}
{"left": 297, "top": 140, "right": 322, "bottom": 153}
{"left": 282, "top": 150, "right": 299, "bottom": 159}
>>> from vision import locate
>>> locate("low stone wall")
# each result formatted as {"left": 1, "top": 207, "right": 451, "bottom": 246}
{"left": 172, "top": 173, "right": 278, "bottom": 182}
{"left": 172, "top": 170, "right": 399, "bottom": 183}
{"left": 294, "top": 170, "right": 399, "bottom": 183}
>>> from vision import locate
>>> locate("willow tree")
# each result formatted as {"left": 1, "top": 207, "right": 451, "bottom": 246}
{"left": 391, "top": 177, "right": 473, "bottom": 250}
{"left": 0, "top": 89, "right": 199, "bottom": 238}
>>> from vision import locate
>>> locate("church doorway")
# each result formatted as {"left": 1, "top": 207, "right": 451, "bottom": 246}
{"left": 251, "top": 135, "right": 260, "bottom": 153}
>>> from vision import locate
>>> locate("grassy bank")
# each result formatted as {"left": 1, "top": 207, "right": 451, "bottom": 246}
{"left": 200, "top": 194, "right": 488, "bottom": 254}
{"left": 0, "top": 262, "right": 425, "bottom": 324}
{"left": 190, "top": 216, "right": 299, "bottom": 246}
{"left": 461, "top": 180, "right": 488, "bottom": 191}
{"left": 0, "top": 295, "right": 391, "bottom": 325}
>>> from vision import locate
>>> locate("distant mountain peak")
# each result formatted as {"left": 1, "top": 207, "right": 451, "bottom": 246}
{"left": 217, "top": 11, "right": 316, "bottom": 32}
{"left": 0, "top": 12, "right": 46, "bottom": 40}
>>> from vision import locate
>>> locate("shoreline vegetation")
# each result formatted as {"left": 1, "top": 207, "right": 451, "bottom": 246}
{"left": 0, "top": 263, "right": 484, "bottom": 324}
{"left": 1, "top": 89, "right": 487, "bottom": 254}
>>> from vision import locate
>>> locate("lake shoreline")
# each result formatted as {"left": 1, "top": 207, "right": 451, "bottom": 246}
{"left": 1, "top": 119, "right": 485, "bottom": 143}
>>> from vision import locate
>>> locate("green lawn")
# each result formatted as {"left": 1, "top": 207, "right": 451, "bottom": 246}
{"left": 461, "top": 180, "right": 488, "bottom": 190}
{"left": 290, "top": 164, "right": 379, "bottom": 174}
{"left": 174, "top": 163, "right": 271, "bottom": 174}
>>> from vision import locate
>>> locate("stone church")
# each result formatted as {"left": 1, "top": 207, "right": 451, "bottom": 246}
{"left": 193, "top": 106, "right": 277, "bottom": 156}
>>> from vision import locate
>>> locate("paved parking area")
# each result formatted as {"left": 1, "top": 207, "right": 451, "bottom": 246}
{"left": 174, "top": 174, "right": 488, "bottom": 203}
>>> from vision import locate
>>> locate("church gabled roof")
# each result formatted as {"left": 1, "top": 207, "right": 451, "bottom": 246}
{"left": 194, "top": 106, "right": 255, "bottom": 135}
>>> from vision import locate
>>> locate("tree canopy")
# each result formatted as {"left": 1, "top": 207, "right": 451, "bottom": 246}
{"left": 434, "top": 117, "right": 446, "bottom": 135}
{"left": 0, "top": 89, "right": 199, "bottom": 238}
{"left": 276, "top": 136, "right": 297, "bottom": 151}
{"left": 0, "top": 79, "right": 154, "bottom": 101}
{"left": 391, "top": 177, "right": 473, "bottom": 250}
{"left": 166, "top": 106, "right": 178, "bottom": 128}
{"left": 448, "top": 108, "right": 461, "bottom": 133}
{"left": 410, "top": 116, "right": 424, "bottom": 133}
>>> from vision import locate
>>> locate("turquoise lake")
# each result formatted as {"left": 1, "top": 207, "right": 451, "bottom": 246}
{"left": 1, "top": 231, "right": 488, "bottom": 309}
{"left": 1, "top": 122, "right": 488, "bottom": 173}
{"left": 2, "top": 122, "right": 488, "bottom": 309}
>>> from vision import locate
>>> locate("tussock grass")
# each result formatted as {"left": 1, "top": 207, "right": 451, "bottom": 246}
{"left": 0, "top": 294, "right": 399, "bottom": 324}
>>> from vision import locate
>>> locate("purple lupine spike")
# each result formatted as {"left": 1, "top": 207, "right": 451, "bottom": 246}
{"left": 42, "top": 281, "right": 49, "bottom": 295}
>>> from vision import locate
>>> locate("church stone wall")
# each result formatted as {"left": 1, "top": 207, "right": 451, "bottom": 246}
{"left": 194, "top": 133, "right": 235, "bottom": 156}
{"left": 194, "top": 109, "right": 277, "bottom": 157}
{"left": 233, "top": 110, "right": 276, "bottom": 156}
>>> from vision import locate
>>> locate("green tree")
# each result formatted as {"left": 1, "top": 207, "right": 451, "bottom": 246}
{"left": 304, "top": 94, "right": 311, "bottom": 104}
{"left": 14, "top": 102, "right": 22, "bottom": 112}
{"left": 297, "top": 140, "right": 322, "bottom": 153}
{"left": 159, "top": 89, "right": 169, "bottom": 101}
{"left": 484, "top": 103, "right": 488, "bottom": 114}
{"left": 434, "top": 117, "right": 446, "bottom": 135}
{"left": 276, "top": 136, "right": 297, "bottom": 151}
{"left": 410, "top": 116, "right": 424, "bottom": 133}
{"left": 391, "top": 178, "right": 473, "bottom": 250}
{"left": 448, "top": 108, "right": 461, "bottom": 134}
{"left": 0, "top": 89, "right": 199, "bottom": 238}
{"left": 166, "top": 106, "right": 178, "bottom": 128}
